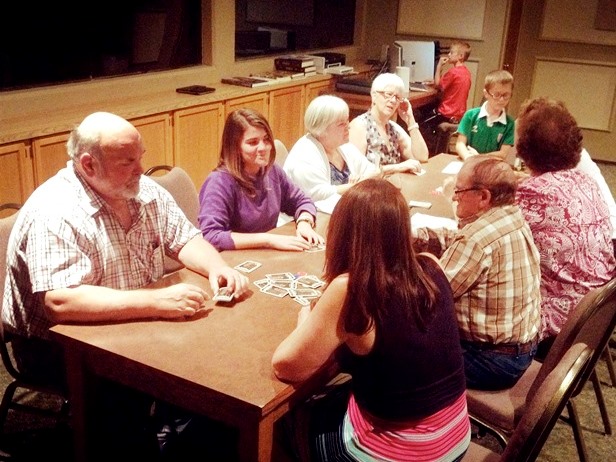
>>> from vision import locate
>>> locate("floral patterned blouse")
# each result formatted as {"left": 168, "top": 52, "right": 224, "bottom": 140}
{"left": 356, "top": 112, "right": 402, "bottom": 165}
{"left": 516, "top": 168, "right": 616, "bottom": 339}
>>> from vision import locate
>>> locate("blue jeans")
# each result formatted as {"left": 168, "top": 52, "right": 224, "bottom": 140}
{"left": 461, "top": 340, "right": 537, "bottom": 390}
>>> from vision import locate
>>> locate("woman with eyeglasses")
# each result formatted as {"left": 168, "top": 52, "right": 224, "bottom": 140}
{"left": 349, "top": 73, "right": 429, "bottom": 174}
{"left": 455, "top": 69, "right": 515, "bottom": 161}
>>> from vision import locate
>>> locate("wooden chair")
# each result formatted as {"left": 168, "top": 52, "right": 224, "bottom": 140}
{"left": 0, "top": 203, "right": 69, "bottom": 434}
{"left": 466, "top": 277, "right": 616, "bottom": 462}
{"left": 463, "top": 343, "right": 593, "bottom": 462}
{"left": 145, "top": 165, "right": 200, "bottom": 273}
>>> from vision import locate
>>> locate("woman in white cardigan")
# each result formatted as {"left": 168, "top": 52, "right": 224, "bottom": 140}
{"left": 284, "top": 95, "right": 380, "bottom": 204}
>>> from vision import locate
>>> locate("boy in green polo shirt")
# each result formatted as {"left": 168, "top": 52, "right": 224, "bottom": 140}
{"left": 455, "top": 70, "right": 515, "bottom": 161}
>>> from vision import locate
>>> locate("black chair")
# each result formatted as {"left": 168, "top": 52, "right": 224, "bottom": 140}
{"left": 0, "top": 203, "right": 69, "bottom": 434}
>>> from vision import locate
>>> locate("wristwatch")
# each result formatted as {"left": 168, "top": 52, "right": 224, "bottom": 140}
{"left": 296, "top": 216, "right": 315, "bottom": 228}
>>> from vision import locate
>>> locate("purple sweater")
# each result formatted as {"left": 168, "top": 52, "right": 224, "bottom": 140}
{"left": 198, "top": 164, "right": 316, "bottom": 251}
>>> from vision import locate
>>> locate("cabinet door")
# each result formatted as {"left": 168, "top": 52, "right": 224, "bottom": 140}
{"left": 224, "top": 93, "right": 268, "bottom": 119}
{"left": 131, "top": 113, "right": 173, "bottom": 171}
{"left": 0, "top": 142, "right": 35, "bottom": 213}
{"left": 305, "top": 80, "right": 334, "bottom": 105}
{"left": 31, "top": 133, "right": 70, "bottom": 187}
{"left": 173, "top": 102, "right": 224, "bottom": 190}
{"left": 268, "top": 85, "right": 305, "bottom": 150}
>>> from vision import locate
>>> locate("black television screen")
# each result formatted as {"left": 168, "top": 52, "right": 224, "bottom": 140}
{"left": 0, "top": 0, "right": 202, "bottom": 91}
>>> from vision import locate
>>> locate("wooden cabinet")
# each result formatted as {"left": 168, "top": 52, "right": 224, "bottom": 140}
{"left": 31, "top": 133, "right": 70, "bottom": 187}
{"left": 2, "top": 77, "right": 340, "bottom": 204}
{"left": 131, "top": 113, "right": 173, "bottom": 171}
{"left": 268, "top": 85, "right": 305, "bottom": 150}
{"left": 0, "top": 142, "right": 34, "bottom": 213}
{"left": 305, "top": 80, "right": 334, "bottom": 104}
{"left": 173, "top": 102, "right": 224, "bottom": 189}
{"left": 224, "top": 93, "right": 268, "bottom": 118}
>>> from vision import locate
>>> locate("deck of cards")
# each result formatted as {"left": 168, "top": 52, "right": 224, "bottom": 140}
{"left": 254, "top": 272, "right": 324, "bottom": 306}
{"left": 213, "top": 286, "right": 234, "bottom": 303}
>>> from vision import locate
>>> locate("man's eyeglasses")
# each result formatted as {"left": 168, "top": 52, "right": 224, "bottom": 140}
{"left": 453, "top": 187, "right": 481, "bottom": 196}
{"left": 486, "top": 91, "right": 512, "bottom": 101}
{"left": 376, "top": 91, "right": 403, "bottom": 103}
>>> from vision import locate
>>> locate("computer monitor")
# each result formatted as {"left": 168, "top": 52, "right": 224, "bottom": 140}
{"left": 387, "top": 42, "right": 403, "bottom": 73}
{"left": 394, "top": 40, "right": 439, "bottom": 83}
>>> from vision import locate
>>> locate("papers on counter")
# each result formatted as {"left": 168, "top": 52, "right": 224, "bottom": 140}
{"left": 442, "top": 161, "right": 463, "bottom": 175}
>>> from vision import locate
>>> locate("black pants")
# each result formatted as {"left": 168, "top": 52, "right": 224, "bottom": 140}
{"left": 419, "top": 109, "right": 460, "bottom": 156}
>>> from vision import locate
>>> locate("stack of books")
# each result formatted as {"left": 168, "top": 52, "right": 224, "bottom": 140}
{"left": 274, "top": 54, "right": 317, "bottom": 78}
{"left": 220, "top": 76, "right": 272, "bottom": 88}
{"left": 249, "top": 70, "right": 303, "bottom": 83}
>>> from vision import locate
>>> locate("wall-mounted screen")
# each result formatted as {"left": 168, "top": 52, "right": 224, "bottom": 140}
{"left": 235, "top": 0, "right": 355, "bottom": 58}
{"left": 0, "top": 0, "right": 202, "bottom": 92}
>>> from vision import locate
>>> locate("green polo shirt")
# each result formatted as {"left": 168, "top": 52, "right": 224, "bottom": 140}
{"left": 457, "top": 106, "right": 515, "bottom": 153}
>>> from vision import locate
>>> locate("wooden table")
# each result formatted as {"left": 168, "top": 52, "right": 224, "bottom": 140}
{"left": 50, "top": 153, "right": 460, "bottom": 462}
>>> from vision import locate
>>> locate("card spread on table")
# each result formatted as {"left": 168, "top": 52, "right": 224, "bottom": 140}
{"left": 254, "top": 273, "right": 325, "bottom": 301}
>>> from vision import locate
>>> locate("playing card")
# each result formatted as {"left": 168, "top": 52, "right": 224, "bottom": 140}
{"left": 261, "top": 285, "right": 288, "bottom": 298}
{"left": 234, "top": 260, "right": 262, "bottom": 273}
{"left": 296, "top": 275, "right": 324, "bottom": 288}
{"left": 288, "top": 288, "right": 320, "bottom": 298}
{"left": 266, "top": 272, "right": 295, "bottom": 281}
{"left": 292, "top": 295, "right": 311, "bottom": 306}
{"left": 253, "top": 278, "right": 271, "bottom": 290}
{"left": 305, "top": 244, "right": 326, "bottom": 253}
{"left": 271, "top": 280, "right": 297, "bottom": 290}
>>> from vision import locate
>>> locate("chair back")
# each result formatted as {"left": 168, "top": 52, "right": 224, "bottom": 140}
{"left": 528, "top": 280, "right": 614, "bottom": 398}
{"left": 146, "top": 166, "right": 200, "bottom": 274}
{"left": 500, "top": 343, "right": 592, "bottom": 462}
{"left": 146, "top": 166, "right": 200, "bottom": 227}
{"left": 0, "top": 205, "right": 21, "bottom": 379}
{"left": 274, "top": 139, "right": 289, "bottom": 166}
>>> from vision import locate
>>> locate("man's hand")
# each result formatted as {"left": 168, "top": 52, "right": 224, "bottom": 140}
{"left": 208, "top": 266, "right": 249, "bottom": 298}
{"left": 154, "top": 283, "right": 209, "bottom": 317}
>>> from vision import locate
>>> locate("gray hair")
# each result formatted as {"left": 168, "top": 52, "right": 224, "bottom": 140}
{"left": 371, "top": 72, "right": 405, "bottom": 94}
{"left": 304, "top": 95, "right": 349, "bottom": 137}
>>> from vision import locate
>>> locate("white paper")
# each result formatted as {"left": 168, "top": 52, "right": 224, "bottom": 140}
{"left": 442, "top": 161, "right": 463, "bottom": 175}
{"left": 315, "top": 194, "right": 341, "bottom": 214}
{"left": 410, "top": 212, "right": 458, "bottom": 231}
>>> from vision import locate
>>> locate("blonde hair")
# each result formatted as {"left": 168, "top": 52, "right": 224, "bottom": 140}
{"left": 484, "top": 69, "right": 514, "bottom": 91}
{"left": 304, "top": 95, "right": 349, "bottom": 137}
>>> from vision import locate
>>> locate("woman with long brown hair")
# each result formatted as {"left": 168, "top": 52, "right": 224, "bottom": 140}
{"left": 272, "top": 178, "right": 470, "bottom": 461}
{"left": 198, "top": 109, "right": 324, "bottom": 251}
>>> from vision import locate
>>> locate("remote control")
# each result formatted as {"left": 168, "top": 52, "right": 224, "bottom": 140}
{"left": 408, "top": 200, "right": 432, "bottom": 209}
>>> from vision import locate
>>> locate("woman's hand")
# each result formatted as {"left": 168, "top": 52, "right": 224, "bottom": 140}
{"left": 296, "top": 222, "right": 325, "bottom": 246}
{"left": 266, "top": 234, "right": 313, "bottom": 251}
{"left": 392, "top": 158, "right": 422, "bottom": 174}
{"left": 397, "top": 98, "right": 415, "bottom": 125}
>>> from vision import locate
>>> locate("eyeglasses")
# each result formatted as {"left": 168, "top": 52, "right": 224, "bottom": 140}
{"left": 486, "top": 90, "right": 512, "bottom": 100}
{"left": 453, "top": 187, "right": 481, "bottom": 196}
{"left": 376, "top": 91, "right": 403, "bottom": 103}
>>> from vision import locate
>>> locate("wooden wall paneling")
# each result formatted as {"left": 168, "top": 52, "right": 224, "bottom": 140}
{"left": 131, "top": 114, "right": 174, "bottom": 171}
{"left": 541, "top": 0, "right": 616, "bottom": 45}
{"left": 173, "top": 102, "right": 224, "bottom": 189}
{"left": 531, "top": 58, "right": 616, "bottom": 131}
{"left": 396, "top": 0, "right": 486, "bottom": 40}
{"left": 31, "top": 133, "right": 70, "bottom": 187}
{"left": 0, "top": 142, "right": 35, "bottom": 210}
{"left": 268, "top": 85, "right": 305, "bottom": 150}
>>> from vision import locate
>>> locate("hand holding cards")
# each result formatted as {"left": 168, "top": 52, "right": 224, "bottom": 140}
{"left": 213, "top": 286, "right": 234, "bottom": 303}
